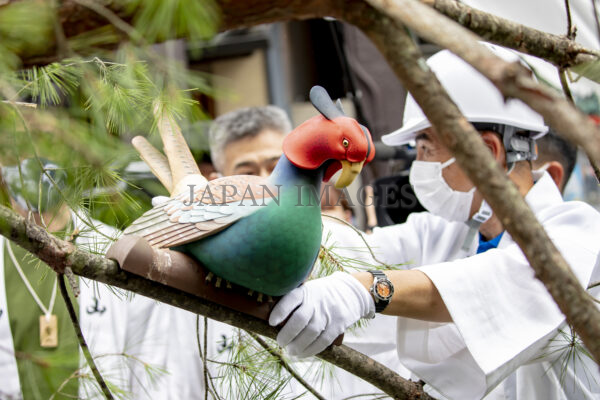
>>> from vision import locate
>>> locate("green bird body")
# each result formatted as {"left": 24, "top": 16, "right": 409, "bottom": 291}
{"left": 181, "top": 157, "right": 324, "bottom": 296}
{"left": 122, "top": 86, "right": 375, "bottom": 297}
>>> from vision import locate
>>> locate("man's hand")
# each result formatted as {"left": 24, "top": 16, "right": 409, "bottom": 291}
{"left": 268, "top": 271, "right": 375, "bottom": 357}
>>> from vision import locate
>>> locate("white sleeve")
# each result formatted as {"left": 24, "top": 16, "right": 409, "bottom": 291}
{"left": 413, "top": 236, "right": 599, "bottom": 399}
{"left": 318, "top": 220, "right": 418, "bottom": 398}
{"left": 322, "top": 213, "right": 428, "bottom": 267}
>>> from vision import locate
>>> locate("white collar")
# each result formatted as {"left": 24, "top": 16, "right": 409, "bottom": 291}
{"left": 473, "top": 172, "right": 562, "bottom": 252}
{"left": 524, "top": 171, "right": 564, "bottom": 215}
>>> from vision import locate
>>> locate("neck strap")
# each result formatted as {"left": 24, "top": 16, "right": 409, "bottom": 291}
{"left": 5, "top": 240, "right": 57, "bottom": 320}
{"left": 461, "top": 200, "right": 492, "bottom": 252}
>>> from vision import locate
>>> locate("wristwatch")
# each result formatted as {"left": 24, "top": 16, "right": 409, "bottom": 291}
{"left": 368, "top": 270, "right": 394, "bottom": 313}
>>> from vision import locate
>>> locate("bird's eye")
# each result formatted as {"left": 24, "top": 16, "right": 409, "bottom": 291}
{"left": 342, "top": 139, "right": 349, "bottom": 148}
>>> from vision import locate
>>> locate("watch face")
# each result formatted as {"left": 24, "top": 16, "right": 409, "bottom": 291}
{"left": 375, "top": 280, "right": 392, "bottom": 299}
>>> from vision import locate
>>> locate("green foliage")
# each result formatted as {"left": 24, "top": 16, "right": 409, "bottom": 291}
{"left": 68, "top": 352, "right": 168, "bottom": 400}
{"left": 316, "top": 229, "right": 406, "bottom": 279}
{"left": 570, "top": 59, "right": 600, "bottom": 85}
{"left": 0, "top": 0, "right": 220, "bottom": 229}
{"left": 126, "top": 0, "right": 220, "bottom": 43}
{"left": 0, "top": 0, "right": 53, "bottom": 64}
{"left": 68, "top": 26, "right": 123, "bottom": 56}
{"left": 80, "top": 58, "right": 154, "bottom": 135}
{"left": 0, "top": 55, "right": 213, "bottom": 227}
{"left": 521, "top": 56, "right": 600, "bottom": 116}
{"left": 214, "top": 330, "right": 295, "bottom": 399}
{"left": 541, "top": 326, "right": 598, "bottom": 396}
{"left": 0, "top": 1, "right": 224, "bottom": 394}
{"left": 20, "top": 63, "right": 82, "bottom": 106}
{"left": 0, "top": 43, "right": 21, "bottom": 73}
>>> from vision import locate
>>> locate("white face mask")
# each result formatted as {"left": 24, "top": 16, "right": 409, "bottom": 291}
{"left": 409, "top": 157, "right": 475, "bottom": 222}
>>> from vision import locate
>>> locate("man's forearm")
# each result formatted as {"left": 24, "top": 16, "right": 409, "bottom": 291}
{"left": 352, "top": 270, "right": 452, "bottom": 323}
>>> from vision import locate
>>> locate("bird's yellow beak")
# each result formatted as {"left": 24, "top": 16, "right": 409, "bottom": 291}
{"left": 335, "top": 160, "right": 364, "bottom": 189}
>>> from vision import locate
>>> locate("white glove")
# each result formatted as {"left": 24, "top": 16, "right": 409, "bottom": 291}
{"left": 269, "top": 271, "right": 375, "bottom": 357}
{"left": 151, "top": 196, "right": 170, "bottom": 207}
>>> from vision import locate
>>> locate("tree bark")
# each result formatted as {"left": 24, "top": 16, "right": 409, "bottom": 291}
{"left": 422, "top": 0, "right": 598, "bottom": 67}
{"left": 365, "top": 0, "right": 600, "bottom": 167}
{"left": 0, "top": 204, "right": 432, "bottom": 400}
{"left": 4, "top": 0, "right": 600, "bottom": 387}
{"left": 4, "top": 0, "right": 598, "bottom": 69}
{"left": 338, "top": 0, "right": 600, "bottom": 364}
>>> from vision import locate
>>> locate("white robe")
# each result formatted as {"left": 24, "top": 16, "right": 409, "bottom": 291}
{"left": 75, "top": 215, "right": 410, "bottom": 399}
{"left": 326, "top": 172, "right": 600, "bottom": 399}
{"left": 74, "top": 215, "right": 237, "bottom": 399}
{"left": 0, "top": 237, "right": 22, "bottom": 399}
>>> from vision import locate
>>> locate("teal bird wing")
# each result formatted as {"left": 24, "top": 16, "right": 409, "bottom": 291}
{"left": 123, "top": 175, "right": 278, "bottom": 249}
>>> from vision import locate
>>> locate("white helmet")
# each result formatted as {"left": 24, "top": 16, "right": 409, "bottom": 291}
{"left": 382, "top": 44, "right": 548, "bottom": 163}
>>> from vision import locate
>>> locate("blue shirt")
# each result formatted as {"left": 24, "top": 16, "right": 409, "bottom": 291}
{"left": 477, "top": 232, "right": 504, "bottom": 254}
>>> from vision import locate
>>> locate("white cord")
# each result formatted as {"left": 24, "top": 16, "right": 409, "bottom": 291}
{"left": 5, "top": 240, "right": 57, "bottom": 321}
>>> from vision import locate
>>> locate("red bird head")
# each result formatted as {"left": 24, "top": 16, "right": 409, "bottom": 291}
{"left": 283, "top": 87, "right": 375, "bottom": 188}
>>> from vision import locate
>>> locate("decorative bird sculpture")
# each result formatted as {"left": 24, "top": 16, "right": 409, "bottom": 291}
{"left": 119, "top": 86, "right": 374, "bottom": 297}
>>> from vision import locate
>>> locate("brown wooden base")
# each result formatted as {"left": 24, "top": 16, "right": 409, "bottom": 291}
{"left": 106, "top": 235, "right": 277, "bottom": 319}
{"left": 106, "top": 235, "right": 343, "bottom": 346}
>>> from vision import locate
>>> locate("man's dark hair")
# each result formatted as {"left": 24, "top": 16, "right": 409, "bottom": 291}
{"left": 535, "top": 129, "right": 578, "bottom": 185}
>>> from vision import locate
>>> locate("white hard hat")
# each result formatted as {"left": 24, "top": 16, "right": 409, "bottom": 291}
{"left": 382, "top": 43, "right": 548, "bottom": 147}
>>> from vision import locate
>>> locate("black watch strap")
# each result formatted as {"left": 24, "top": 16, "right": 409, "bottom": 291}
{"left": 368, "top": 270, "right": 393, "bottom": 313}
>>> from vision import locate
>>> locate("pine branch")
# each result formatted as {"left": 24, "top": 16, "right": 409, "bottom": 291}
{"left": 421, "top": 0, "right": 598, "bottom": 67}
{"left": 9, "top": 0, "right": 599, "bottom": 70}
{"left": 592, "top": 0, "right": 600, "bottom": 46}
{"left": 4, "top": 0, "right": 599, "bottom": 391}
{"left": 564, "top": 0, "right": 575, "bottom": 40}
{"left": 247, "top": 332, "right": 327, "bottom": 400}
{"left": 204, "top": 316, "right": 209, "bottom": 400}
{"left": 341, "top": 0, "right": 600, "bottom": 365}
{"left": 196, "top": 314, "right": 220, "bottom": 400}
{"left": 557, "top": 5, "right": 600, "bottom": 184}
{"left": 0, "top": 204, "right": 433, "bottom": 400}
{"left": 559, "top": 68, "right": 575, "bottom": 104}
{"left": 58, "top": 272, "right": 114, "bottom": 399}
{"left": 52, "top": 0, "right": 72, "bottom": 60}
{"left": 365, "top": 0, "right": 600, "bottom": 168}
{"left": 322, "top": 214, "right": 392, "bottom": 268}
{"left": 71, "top": 0, "right": 142, "bottom": 44}
{"left": 557, "top": 66, "right": 600, "bottom": 183}
{"left": 588, "top": 158, "right": 600, "bottom": 184}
